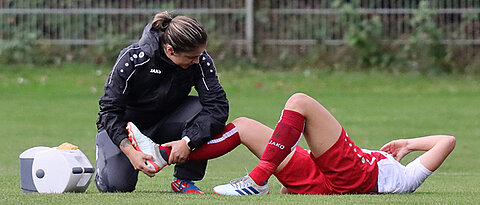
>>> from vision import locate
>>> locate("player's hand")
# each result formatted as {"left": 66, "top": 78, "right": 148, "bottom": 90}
{"left": 380, "top": 139, "right": 411, "bottom": 162}
{"left": 162, "top": 140, "right": 191, "bottom": 164}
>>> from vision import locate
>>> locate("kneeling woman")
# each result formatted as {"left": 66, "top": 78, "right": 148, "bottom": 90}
{"left": 95, "top": 11, "right": 229, "bottom": 194}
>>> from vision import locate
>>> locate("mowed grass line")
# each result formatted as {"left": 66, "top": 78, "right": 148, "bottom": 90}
{"left": 0, "top": 64, "right": 479, "bottom": 204}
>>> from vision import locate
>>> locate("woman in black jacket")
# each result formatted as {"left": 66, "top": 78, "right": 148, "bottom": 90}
{"left": 95, "top": 11, "right": 229, "bottom": 193}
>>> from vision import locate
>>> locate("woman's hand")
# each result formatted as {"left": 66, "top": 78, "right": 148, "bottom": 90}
{"left": 380, "top": 139, "right": 412, "bottom": 162}
{"left": 162, "top": 139, "right": 191, "bottom": 164}
{"left": 127, "top": 150, "right": 157, "bottom": 177}
{"left": 119, "top": 138, "right": 157, "bottom": 177}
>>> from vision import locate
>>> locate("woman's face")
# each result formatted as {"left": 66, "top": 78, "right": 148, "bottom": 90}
{"left": 165, "top": 44, "right": 207, "bottom": 69}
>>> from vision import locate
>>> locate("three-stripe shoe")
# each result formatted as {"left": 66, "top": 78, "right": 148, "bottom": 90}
{"left": 213, "top": 175, "right": 269, "bottom": 195}
{"left": 126, "top": 122, "right": 170, "bottom": 172}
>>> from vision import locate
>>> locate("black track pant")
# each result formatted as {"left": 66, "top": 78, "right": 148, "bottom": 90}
{"left": 95, "top": 96, "right": 207, "bottom": 192}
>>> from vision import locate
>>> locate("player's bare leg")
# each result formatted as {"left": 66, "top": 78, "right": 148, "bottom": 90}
{"left": 214, "top": 93, "right": 336, "bottom": 195}
{"left": 282, "top": 93, "right": 342, "bottom": 158}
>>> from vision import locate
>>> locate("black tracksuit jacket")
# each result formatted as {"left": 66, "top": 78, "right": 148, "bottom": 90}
{"left": 96, "top": 23, "right": 229, "bottom": 149}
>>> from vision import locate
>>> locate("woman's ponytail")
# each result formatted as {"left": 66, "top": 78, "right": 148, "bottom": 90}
{"left": 152, "top": 11, "right": 173, "bottom": 32}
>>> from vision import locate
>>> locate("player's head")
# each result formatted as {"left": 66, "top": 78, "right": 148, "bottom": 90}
{"left": 153, "top": 11, "right": 207, "bottom": 69}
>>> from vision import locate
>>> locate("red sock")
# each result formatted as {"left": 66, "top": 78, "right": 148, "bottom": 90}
{"left": 188, "top": 123, "right": 240, "bottom": 160}
{"left": 249, "top": 109, "right": 305, "bottom": 185}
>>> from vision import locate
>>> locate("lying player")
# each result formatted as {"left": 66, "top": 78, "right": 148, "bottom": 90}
{"left": 127, "top": 93, "right": 456, "bottom": 195}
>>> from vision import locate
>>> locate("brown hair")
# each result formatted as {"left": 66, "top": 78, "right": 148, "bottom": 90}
{"left": 152, "top": 11, "right": 207, "bottom": 53}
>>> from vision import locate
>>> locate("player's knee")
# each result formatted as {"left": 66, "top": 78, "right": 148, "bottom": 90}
{"left": 444, "top": 135, "right": 456, "bottom": 151}
{"left": 232, "top": 117, "right": 251, "bottom": 127}
{"left": 285, "top": 93, "right": 311, "bottom": 112}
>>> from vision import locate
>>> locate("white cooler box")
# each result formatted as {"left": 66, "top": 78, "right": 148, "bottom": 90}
{"left": 19, "top": 145, "right": 94, "bottom": 193}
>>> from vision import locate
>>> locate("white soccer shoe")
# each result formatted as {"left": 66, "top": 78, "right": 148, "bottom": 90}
{"left": 126, "top": 122, "right": 168, "bottom": 172}
{"left": 213, "top": 175, "right": 269, "bottom": 195}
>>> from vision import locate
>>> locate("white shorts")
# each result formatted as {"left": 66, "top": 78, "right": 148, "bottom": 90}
{"left": 376, "top": 153, "right": 432, "bottom": 193}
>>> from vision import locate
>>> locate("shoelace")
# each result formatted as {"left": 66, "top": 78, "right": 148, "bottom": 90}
{"left": 229, "top": 177, "right": 252, "bottom": 189}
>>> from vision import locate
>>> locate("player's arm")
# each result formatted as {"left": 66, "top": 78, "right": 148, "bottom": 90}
{"left": 163, "top": 51, "right": 228, "bottom": 165}
{"left": 380, "top": 135, "right": 456, "bottom": 172}
{"left": 183, "top": 51, "right": 229, "bottom": 149}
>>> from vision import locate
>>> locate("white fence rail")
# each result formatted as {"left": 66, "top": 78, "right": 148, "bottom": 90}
{"left": 1, "top": 0, "right": 479, "bottom": 58}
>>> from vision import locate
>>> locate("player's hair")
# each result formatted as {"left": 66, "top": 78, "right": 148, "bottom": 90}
{"left": 152, "top": 11, "right": 207, "bottom": 53}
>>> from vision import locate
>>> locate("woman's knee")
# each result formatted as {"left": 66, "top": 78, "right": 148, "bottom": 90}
{"left": 95, "top": 171, "right": 137, "bottom": 192}
{"left": 284, "top": 93, "right": 314, "bottom": 113}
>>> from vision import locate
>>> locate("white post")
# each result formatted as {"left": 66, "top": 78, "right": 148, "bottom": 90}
{"left": 245, "top": 0, "right": 254, "bottom": 61}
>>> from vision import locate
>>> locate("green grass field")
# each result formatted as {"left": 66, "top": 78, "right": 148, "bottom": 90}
{"left": 0, "top": 64, "right": 479, "bottom": 204}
